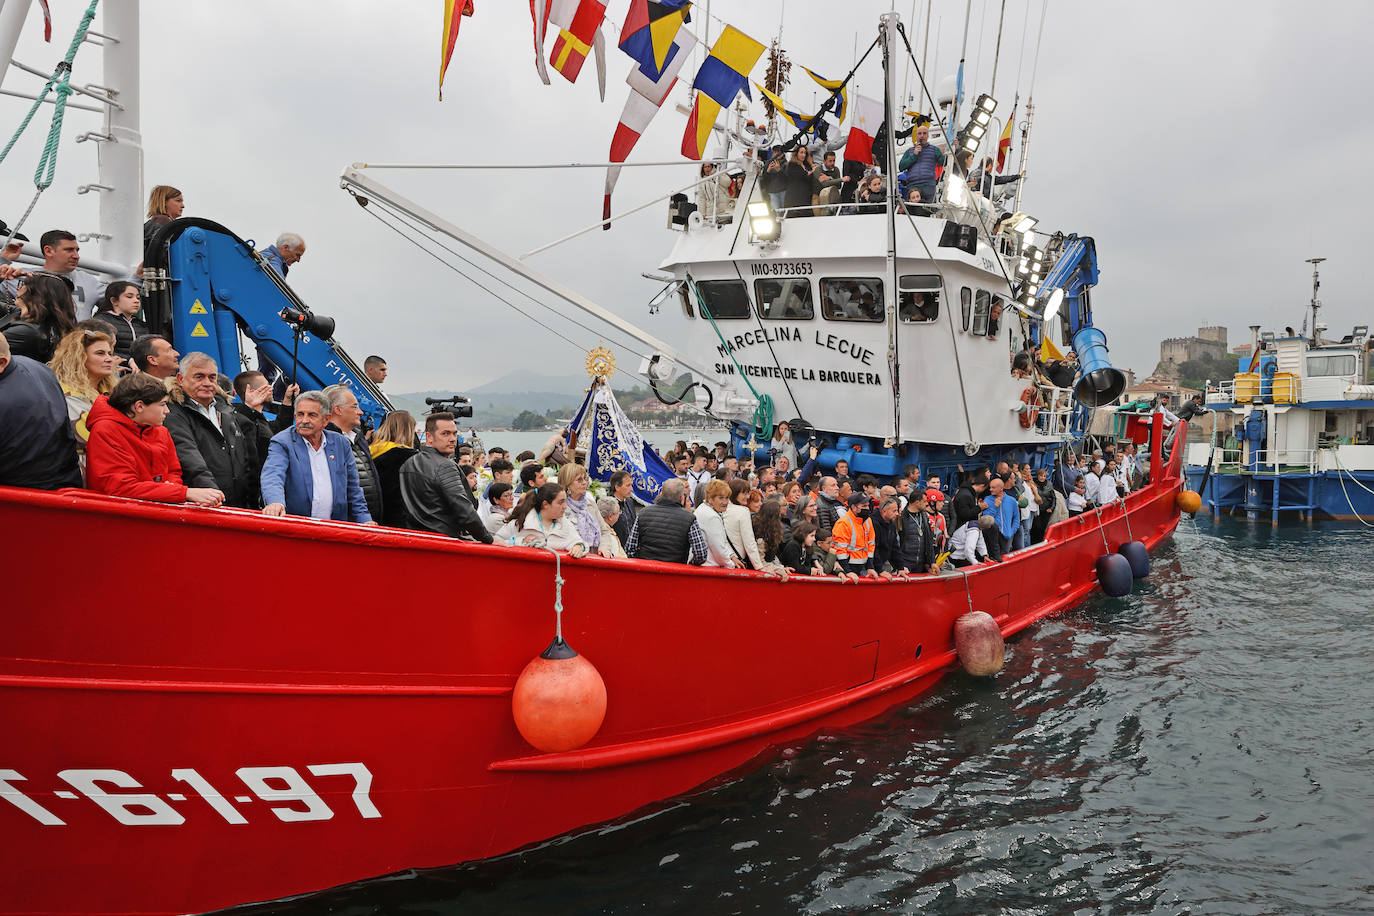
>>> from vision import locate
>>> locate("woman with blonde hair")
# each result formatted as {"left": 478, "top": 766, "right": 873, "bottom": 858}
{"left": 48, "top": 326, "right": 118, "bottom": 466}
{"left": 143, "top": 185, "right": 184, "bottom": 260}
{"left": 368, "top": 409, "right": 418, "bottom": 528}
{"left": 557, "top": 463, "right": 620, "bottom": 558}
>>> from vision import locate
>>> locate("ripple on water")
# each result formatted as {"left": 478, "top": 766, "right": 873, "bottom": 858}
{"left": 235, "top": 519, "right": 1374, "bottom": 916}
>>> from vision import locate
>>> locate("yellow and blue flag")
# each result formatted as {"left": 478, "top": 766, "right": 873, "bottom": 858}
{"left": 618, "top": 0, "right": 691, "bottom": 81}
{"left": 754, "top": 83, "right": 822, "bottom": 138}
{"left": 802, "top": 66, "right": 847, "bottom": 123}
{"left": 682, "top": 25, "right": 764, "bottom": 159}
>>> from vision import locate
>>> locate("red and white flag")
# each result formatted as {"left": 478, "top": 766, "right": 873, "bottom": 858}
{"left": 38, "top": 0, "right": 52, "bottom": 41}
{"left": 548, "top": 0, "right": 607, "bottom": 94}
{"left": 842, "top": 94, "right": 884, "bottom": 166}
{"left": 602, "top": 29, "right": 698, "bottom": 227}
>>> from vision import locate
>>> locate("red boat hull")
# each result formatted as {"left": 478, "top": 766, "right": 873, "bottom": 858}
{"left": 2, "top": 439, "right": 1185, "bottom": 915}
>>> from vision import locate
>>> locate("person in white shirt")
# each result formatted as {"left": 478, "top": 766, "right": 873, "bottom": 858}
{"left": 1067, "top": 478, "right": 1088, "bottom": 515}
{"left": 1, "top": 229, "right": 119, "bottom": 320}
{"left": 949, "top": 516, "right": 995, "bottom": 567}
{"left": 1096, "top": 460, "right": 1121, "bottom": 506}
{"left": 685, "top": 450, "right": 712, "bottom": 503}
{"left": 1083, "top": 460, "right": 1104, "bottom": 506}
{"left": 693, "top": 479, "right": 745, "bottom": 568}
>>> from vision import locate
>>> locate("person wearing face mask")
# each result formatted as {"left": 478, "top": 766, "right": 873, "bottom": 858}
{"left": 831, "top": 492, "right": 879, "bottom": 580}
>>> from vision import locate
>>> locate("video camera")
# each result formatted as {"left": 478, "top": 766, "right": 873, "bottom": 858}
{"left": 425, "top": 395, "right": 473, "bottom": 419}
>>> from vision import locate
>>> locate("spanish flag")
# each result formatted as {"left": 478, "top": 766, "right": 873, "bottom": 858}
{"left": 682, "top": 25, "right": 765, "bottom": 160}
{"left": 996, "top": 101, "right": 1015, "bottom": 172}
{"left": 439, "top": 0, "right": 474, "bottom": 100}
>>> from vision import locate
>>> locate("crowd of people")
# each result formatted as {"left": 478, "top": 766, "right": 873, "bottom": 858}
{"left": 1, "top": 192, "right": 1163, "bottom": 582}
{"left": 695, "top": 121, "right": 1026, "bottom": 224}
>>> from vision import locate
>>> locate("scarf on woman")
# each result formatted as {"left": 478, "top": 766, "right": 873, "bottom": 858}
{"left": 565, "top": 491, "right": 600, "bottom": 548}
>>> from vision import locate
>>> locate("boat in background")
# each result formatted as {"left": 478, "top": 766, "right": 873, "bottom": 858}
{"left": 1185, "top": 262, "right": 1374, "bottom": 523}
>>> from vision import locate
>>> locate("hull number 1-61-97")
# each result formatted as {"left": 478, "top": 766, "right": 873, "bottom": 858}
{"left": 0, "top": 763, "right": 379, "bottom": 826}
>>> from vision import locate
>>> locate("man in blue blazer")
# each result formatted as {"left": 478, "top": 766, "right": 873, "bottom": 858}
{"left": 261, "top": 390, "right": 376, "bottom": 525}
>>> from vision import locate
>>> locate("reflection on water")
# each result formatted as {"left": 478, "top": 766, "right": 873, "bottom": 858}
{"left": 239, "top": 518, "right": 1374, "bottom": 916}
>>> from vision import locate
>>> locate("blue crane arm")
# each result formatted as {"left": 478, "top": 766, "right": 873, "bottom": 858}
{"left": 144, "top": 218, "right": 393, "bottom": 428}
{"left": 1033, "top": 234, "right": 1123, "bottom": 407}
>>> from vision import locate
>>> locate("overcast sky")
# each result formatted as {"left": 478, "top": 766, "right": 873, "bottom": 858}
{"left": 2, "top": 1, "right": 1371, "bottom": 395}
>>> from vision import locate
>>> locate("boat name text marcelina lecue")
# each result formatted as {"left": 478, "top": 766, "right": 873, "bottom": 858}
{"left": 0, "top": 763, "right": 380, "bottom": 826}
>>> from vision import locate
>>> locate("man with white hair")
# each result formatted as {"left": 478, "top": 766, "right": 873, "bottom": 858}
{"left": 164, "top": 351, "right": 261, "bottom": 508}
{"left": 261, "top": 390, "right": 375, "bottom": 524}
{"left": 260, "top": 232, "right": 306, "bottom": 277}
{"left": 324, "top": 384, "right": 383, "bottom": 523}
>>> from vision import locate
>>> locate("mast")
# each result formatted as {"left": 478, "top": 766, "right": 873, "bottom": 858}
{"left": 1306, "top": 256, "right": 1325, "bottom": 343}
{"left": 1013, "top": 0, "right": 1049, "bottom": 215}
{"left": 97, "top": 1, "right": 142, "bottom": 269}
{"left": 0, "top": 0, "right": 34, "bottom": 93}
{"left": 989, "top": 0, "right": 1007, "bottom": 96}
{"left": 952, "top": 0, "right": 971, "bottom": 127}
{"left": 880, "top": 11, "right": 901, "bottom": 443}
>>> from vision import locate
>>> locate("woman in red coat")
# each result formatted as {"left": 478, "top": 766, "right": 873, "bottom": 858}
{"left": 85, "top": 372, "right": 224, "bottom": 506}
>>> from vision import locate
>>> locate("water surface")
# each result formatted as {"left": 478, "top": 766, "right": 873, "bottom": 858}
{"left": 243, "top": 518, "right": 1374, "bottom": 915}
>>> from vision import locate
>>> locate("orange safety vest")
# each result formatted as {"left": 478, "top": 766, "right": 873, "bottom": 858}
{"left": 831, "top": 511, "right": 875, "bottom": 562}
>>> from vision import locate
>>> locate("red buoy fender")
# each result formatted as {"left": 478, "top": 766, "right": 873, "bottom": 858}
{"left": 512, "top": 639, "right": 607, "bottom": 752}
{"left": 953, "top": 611, "right": 1005, "bottom": 676}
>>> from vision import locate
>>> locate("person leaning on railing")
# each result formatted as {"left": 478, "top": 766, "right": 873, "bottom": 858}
{"left": 85, "top": 372, "right": 224, "bottom": 507}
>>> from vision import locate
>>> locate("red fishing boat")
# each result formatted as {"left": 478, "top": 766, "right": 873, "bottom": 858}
{"left": 1, "top": 4, "right": 1192, "bottom": 911}
{"left": 0, "top": 425, "right": 1183, "bottom": 915}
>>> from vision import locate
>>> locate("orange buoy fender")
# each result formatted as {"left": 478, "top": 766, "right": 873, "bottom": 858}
{"left": 512, "top": 638, "right": 607, "bottom": 752}
{"left": 953, "top": 611, "right": 1005, "bottom": 676}
{"left": 1018, "top": 387, "right": 1042, "bottom": 429}
{"left": 1177, "top": 490, "right": 1202, "bottom": 514}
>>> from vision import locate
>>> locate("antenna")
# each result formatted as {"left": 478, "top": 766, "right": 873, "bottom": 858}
{"left": 1305, "top": 256, "right": 1325, "bottom": 344}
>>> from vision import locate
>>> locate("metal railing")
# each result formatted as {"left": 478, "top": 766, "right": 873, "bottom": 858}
{"left": 1034, "top": 384, "right": 1078, "bottom": 439}
{"left": 1243, "top": 448, "right": 1317, "bottom": 473}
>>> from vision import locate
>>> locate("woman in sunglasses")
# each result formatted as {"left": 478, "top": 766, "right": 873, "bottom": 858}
{"left": 1, "top": 273, "right": 76, "bottom": 363}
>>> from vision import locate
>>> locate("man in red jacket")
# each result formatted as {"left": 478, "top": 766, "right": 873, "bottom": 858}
{"left": 85, "top": 372, "right": 224, "bottom": 506}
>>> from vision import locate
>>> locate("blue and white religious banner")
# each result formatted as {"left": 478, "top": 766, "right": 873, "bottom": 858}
{"left": 570, "top": 385, "right": 675, "bottom": 504}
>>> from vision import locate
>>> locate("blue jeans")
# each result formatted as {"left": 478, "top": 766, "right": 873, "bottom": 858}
{"left": 1010, "top": 526, "right": 1026, "bottom": 553}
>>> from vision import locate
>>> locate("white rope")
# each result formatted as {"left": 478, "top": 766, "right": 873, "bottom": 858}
{"left": 1331, "top": 453, "right": 1374, "bottom": 527}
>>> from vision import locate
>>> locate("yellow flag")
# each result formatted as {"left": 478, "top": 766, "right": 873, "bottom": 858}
{"left": 1040, "top": 334, "right": 1065, "bottom": 362}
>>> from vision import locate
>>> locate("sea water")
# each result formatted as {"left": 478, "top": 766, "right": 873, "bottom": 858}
{"left": 239, "top": 518, "right": 1374, "bottom": 915}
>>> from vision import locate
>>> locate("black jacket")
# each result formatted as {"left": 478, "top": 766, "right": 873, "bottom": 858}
{"left": 952, "top": 485, "right": 984, "bottom": 526}
{"left": 372, "top": 444, "right": 418, "bottom": 529}
{"left": 398, "top": 446, "right": 493, "bottom": 542}
{"left": 612, "top": 496, "right": 637, "bottom": 547}
{"left": 873, "top": 513, "right": 899, "bottom": 572}
{"left": 897, "top": 508, "right": 937, "bottom": 573}
{"left": 1176, "top": 399, "right": 1207, "bottom": 422}
{"left": 1, "top": 308, "right": 61, "bottom": 364}
{"left": 630, "top": 495, "right": 699, "bottom": 564}
{"left": 89, "top": 309, "right": 149, "bottom": 363}
{"left": 0, "top": 355, "right": 82, "bottom": 490}
{"left": 816, "top": 492, "right": 843, "bottom": 532}
{"left": 327, "top": 423, "right": 383, "bottom": 524}
{"left": 777, "top": 537, "right": 816, "bottom": 576}
{"left": 164, "top": 393, "right": 260, "bottom": 508}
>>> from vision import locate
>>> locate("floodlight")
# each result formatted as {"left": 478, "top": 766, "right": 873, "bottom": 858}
{"left": 748, "top": 199, "right": 781, "bottom": 242}
{"left": 1023, "top": 284, "right": 1040, "bottom": 297}
{"left": 1042, "top": 288, "right": 1066, "bottom": 323}
{"left": 975, "top": 93, "right": 997, "bottom": 114}
{"left": 966, "top": 122, "right": 987, "bottom": 141}
{"left": 960, "top": 134, "right": 979, "bottom": 153}
{"left": 971, "top": 108, "right": 992, "bottom": 127}
{"left": 1012, "top": 213, "right": 1038, "bottom": 234}
{"left": 1355, "top": 325, "right": 1368, "bottom": 337}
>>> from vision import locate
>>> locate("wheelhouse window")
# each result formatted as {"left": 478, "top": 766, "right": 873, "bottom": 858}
{"left": 988, "top": 295, "right": 1004, "bottom": 339}
{"left": 694, "top": 279, "right": 751, "bottom": 319}
{"left": 820, "top": 278, "right": 884, "bottom": 322}
{"left": 898, "top": 275, "right": 941, "bottom": 323}
{"left": 754, "top": 278, "right": 814, "bottom": 320}
{"left": 971, "top": 290, "right": 991, "bottom": 335}
{"left": 1307, "top": 354, "right": 1356, "bottom": 377}
{"left": 960, "top": 287, "right": 972, "bottom": 331}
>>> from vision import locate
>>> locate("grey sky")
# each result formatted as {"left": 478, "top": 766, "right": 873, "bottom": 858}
{"left": 2, "top": 1, "right": 1370, "bottom": 395}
